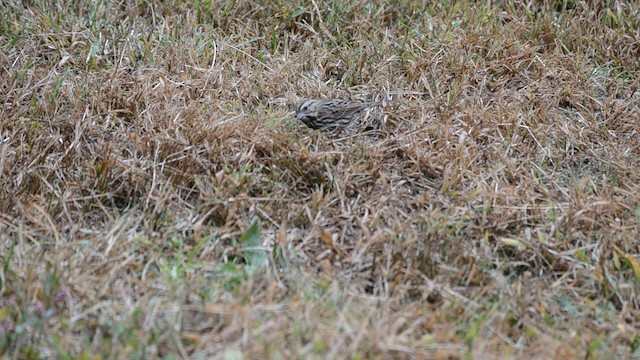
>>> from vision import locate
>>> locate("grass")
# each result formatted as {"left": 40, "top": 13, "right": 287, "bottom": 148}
{"left": 1, "top": 0, "right": 639, "bottom": 358}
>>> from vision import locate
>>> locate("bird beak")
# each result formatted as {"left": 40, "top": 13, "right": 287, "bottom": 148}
{"left": 296, "top": 112, "right": 303, "bottom": 120}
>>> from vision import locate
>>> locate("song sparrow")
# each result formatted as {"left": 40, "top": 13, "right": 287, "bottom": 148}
{"left": 295, "top": 99, "right": 383, "bottom": 130}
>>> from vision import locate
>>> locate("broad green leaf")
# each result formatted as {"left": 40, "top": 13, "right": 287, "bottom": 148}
{"left": 239, "top": 217, "right": 268, "bottom": 268}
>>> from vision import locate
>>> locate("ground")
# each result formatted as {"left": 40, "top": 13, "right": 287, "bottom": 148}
{"left": 1, "top": 0, "right": 639, "bottom": 358}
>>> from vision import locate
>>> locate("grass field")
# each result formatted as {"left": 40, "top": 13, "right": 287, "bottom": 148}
{"left": 1, "top": 0, "right": 639, "bottom": 358}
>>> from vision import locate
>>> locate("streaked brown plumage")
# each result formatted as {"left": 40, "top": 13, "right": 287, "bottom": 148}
{"left": 295, "top": 99, "right": 382, "bottom": 130}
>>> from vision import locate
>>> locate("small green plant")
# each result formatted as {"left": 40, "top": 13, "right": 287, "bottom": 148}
{"left": 239, "top": 216, "right": 268, "bottom": 270}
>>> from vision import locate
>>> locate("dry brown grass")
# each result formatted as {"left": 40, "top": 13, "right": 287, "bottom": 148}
{"left": 1, "top": 0, "right": 639, "bottom": 358}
